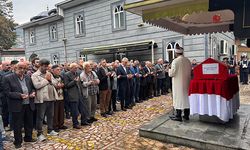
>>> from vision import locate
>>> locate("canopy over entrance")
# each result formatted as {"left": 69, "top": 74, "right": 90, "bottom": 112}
{"left": 125, "top": 0, "right": 250, "bottom": 39}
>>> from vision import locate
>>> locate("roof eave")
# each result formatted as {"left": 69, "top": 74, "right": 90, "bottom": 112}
{"left": 17, "top": 15, "right": 64, "bottom": 29}
{"left": 55, "top": 0, "right": 92, "bottom": 9}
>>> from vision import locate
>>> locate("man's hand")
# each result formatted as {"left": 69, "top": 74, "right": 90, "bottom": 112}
{"left": 74, "top": 76, "right": 79, "bottom": 81}
{"left": 21, "top": 94, "right": 29, "bottom": 100}
{"left": 106, "top": 72, "right": 111, "bottom": 76}
{"left": 29, "top": 92, "right": 36, "bottom": 98}
{"left": 89, "top": 80, "right": 94, "bottom": 85}
{"left": 45, "top": 72, "right": 51, "bottom": 81}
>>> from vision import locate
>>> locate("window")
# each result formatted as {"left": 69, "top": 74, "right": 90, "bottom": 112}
{"left": 49, "top": 24, "right": 57, "bottom": 41}
{"left": 52, "top": 54, "right": 59, "bottom": 64}
{"left": 79, "top": 54, "right": 87, "bottom": 61}
{"left": 77, "top": 51, "right": 87, "bottom": 61}
{"left": 220, "top": 40, "right": 228, "bottom": 55}
{"left": 112, "top": 1, "right": 126, "bottom": 31}
{"left": 166, "top": 42, "right": 180, "bottom": 62}
{"left": 29, "top": 28, "right": 35, "bottom": 44}
{"left": 74, "top": 12, "right": 85, "bottom": 37}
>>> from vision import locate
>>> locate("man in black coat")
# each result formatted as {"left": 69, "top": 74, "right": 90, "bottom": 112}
{"left": 117, "top": 57, "right": 129, "bottom": 111}
{"left": 0, "top": 61, "right": 12, "bottom": 129}
{"left": 3, "top": 62, "right": 36, "bottom": 148}
{"left": 64, "top": 63, "right": 90, "bottom": 129}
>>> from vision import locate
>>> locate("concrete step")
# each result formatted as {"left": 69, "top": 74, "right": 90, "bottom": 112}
{"left": 139, "top": 105, "right": 250, "bottom": 150}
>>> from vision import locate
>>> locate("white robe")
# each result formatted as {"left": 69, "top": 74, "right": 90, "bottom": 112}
{"left": 169, "top": 55, "right": 192, "bottom": 109}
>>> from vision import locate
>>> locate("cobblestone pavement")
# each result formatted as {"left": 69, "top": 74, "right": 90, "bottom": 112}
{"left": 4, "top": 94, "right": 193, "bottom": 150}
{"left": 4, "top": 82, "right": 249, "bottom": 150}
{"left": 240, "top": 84, "right": 250, "bottom": 104}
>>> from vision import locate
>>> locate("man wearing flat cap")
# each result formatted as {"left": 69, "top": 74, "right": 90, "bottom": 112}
{"left": 168, "top": 46, "right": 192, "bottom": 121}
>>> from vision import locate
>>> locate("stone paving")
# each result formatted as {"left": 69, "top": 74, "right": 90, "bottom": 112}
{"left": 3, "top": 94, "right": 193, "bottom": 150}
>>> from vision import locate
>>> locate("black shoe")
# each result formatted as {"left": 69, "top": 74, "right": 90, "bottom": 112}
{"left": 169, "top": 115, "right": 176, "bottom": 119}
{"left": 113, "top": 109, "right": 119, "bottom": 112}
{"left": 54, "top": 129, "right": 60, "bottom": 132}
{"left": 90, "top": 117, "right": 98, "bottom": 122}
{"left": 66, "top": 113, "right": 71, "bottom": 119}
{"left": 81, "top": 122, "right": 91, "bottom": 126}
{"left": 127, "top": 105, "right": 133, "bottom": 109}
{"left": 24, "top": 138, "right": 37, "bottom": 142}
{"left": 43, "top": 120, "right": 47, "bottom": 125}
{"left": 59, "top": 125, "right": 68, "bottom": 130}
{"left": 148, "top": 96, "right": 153, "bottom": 99}
{"left": 73, "top": 125, "right": 81, "bottom": 129}
{"left": 121, "top": 108, "right": 127, "bottom": 111}
{"left": 170, "top": 116, "right": 182, "bottom": 122}
{"left": 183, "top": 116, "right": 189, "bottom": 120}
{"left": 15, "top": 144, "right": 22, "bottom": 149}
{"left": 106, "top": 111, "right": 113, "bottom": 115}
{"left": 101, "top": 114, "right": 107, "bottom": 118}
{"left": 88, "top": 119, "right": 94, "bottom": 123}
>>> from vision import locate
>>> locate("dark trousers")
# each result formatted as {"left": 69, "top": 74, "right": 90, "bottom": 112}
{"left": 63, "top": 91, "right": 70, "bottom": 115}
{"left": 118, "top": 84, "right": 127, "bottom": 109}
{"left": 139, "top": 85, "right": 147, "bottom": 101}
{"left": 0, "top": 132, "right": 3, "bottom": 149}
{"left": 53, "top": 101, "right": 64, "bottom": 130}
{"left": 36, "top": 101, "right": 54, "bottom": 135}
{"left": 239, "top": 68, "right": 243, "bottom": 82}
{"left": 109, "top": 90, "right": 117, "bottom": 111}
{"left": 165, "top": 75, "right": 172, "bottom": 92}
{"left": 12, "top": 105, "right": 33, "bottom": 146}
{"left": 2, "top": 98, "right": 9, "bottom": 127}
{"left": 242, "top": 71, "right": 249, "bottom": 84}
{"left": 125, "top": 81, "right": 132, "bottom": 107}
{"left": 69, "top": 98, "right": 89, "bottom": 127}
{"left": 147, "top": 82, "right": 154, "bottom": 98}
{"left": 134, "top": 79, "right": 140, "bottom": 102}
{"left": 157, "top": 78, "right": 164, "bottom": 94}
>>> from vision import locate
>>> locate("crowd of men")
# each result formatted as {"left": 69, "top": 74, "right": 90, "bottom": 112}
{"left": 0, "top": 56, "right": 173, "bottom": 148}
{"left": 0, "top": 47, "right": 248, "bottom": 149}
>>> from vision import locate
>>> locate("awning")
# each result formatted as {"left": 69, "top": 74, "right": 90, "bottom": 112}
{"left": 81, "top": 40, "right": 157, "bottom": 55}
{"left": 125, "top": 0, "right": 234, "bottom": 35}
{"left": 125, "top": 0, "right": 209, "bottom": 19}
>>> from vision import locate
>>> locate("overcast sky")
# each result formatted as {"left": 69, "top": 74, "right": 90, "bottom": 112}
{"left": 13, "top": 0, "right": 62, "bottom": 24}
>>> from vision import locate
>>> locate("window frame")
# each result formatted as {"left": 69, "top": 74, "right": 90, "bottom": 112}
{"left": 111, "top": 1, "right": 126, "bottom": 32}
{"left": 49, "top": 23, "right": 58, "bottom": 42}
{"left": 76, "top": 50, "right": 87, "bottom": 61}
{"left": 29, "top": 28, "right": 36, "bottom": 45}
{"left": 51, "top": 53, "right": 60, "bottom": 65}
{"left": 74, "top": 11, "right": 86, "bottom": 37}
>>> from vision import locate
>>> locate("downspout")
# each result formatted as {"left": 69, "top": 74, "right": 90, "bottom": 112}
{"left": 62, "top": 21, "right": 67, "bottom": 63}
{"left": 151, "top": 40, "right": 155, "bottom": 63}
{"left": 23, "top": 29, "right": 26, "bottom": 61}
{"left": 59, "top": 7, "right": 67, "bottom": 63}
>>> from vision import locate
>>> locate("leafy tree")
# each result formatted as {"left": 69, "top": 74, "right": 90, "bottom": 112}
{"left": 0, "top": 0, "right": 16, "bottom": 49}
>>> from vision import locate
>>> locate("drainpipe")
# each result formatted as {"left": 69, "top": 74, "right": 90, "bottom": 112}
{"left": 151, "top": 40, "right": 155, "bottom": 63}
{"left": 62, "top": 20, "right": 68, "bottom": 63}
{"left": 60, "top": 7, "right": 67, "bottom": 63}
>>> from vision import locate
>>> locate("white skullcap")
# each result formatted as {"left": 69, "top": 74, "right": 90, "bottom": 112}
{"left": 174, "top": 47, "right": 184, "bottom": 53}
